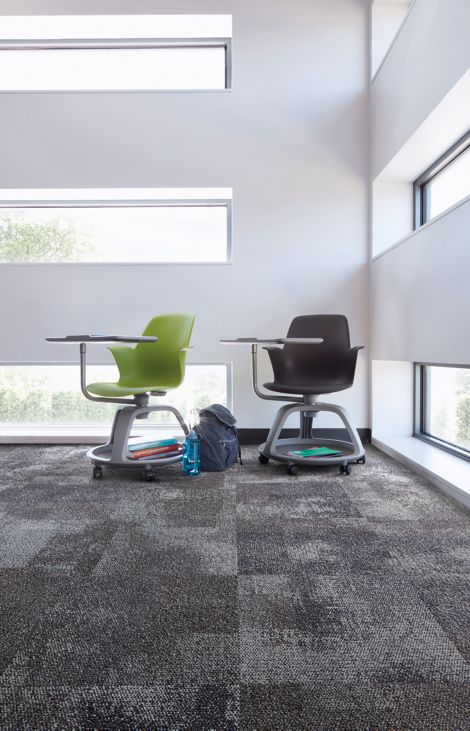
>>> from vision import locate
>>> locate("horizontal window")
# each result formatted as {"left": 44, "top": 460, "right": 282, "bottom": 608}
{"left": 414, "top": 131, "right": 470, "bottom": 227}
{"left": 414, "top": 363, "right": 470, "bottom": 461}
{"left": 0, "top": 189, "right": 232, "bottom": 263}
{"left": 0, "top": 364, "right": 228, "bottom": 432}
{"left": 0, "top": 44, "right": 228, "bottom": 92}
{"left": 0, "top": 15, "right": 231, "bottom": 91}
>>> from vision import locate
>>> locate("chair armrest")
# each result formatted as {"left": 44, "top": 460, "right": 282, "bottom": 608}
{"left": 108, "top": 346, "right": 135, "bottom": 382}
{"left": 177, "top": 346, "right": 193, "bottom": 376}
{"left": 343, "top": 346, "right": 364, "bottom": 382}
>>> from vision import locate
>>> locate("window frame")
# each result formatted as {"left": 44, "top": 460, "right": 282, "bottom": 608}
{"left": 413, "top": 130, "right": 470, "bottom": 229}
{"left": 0, "top": 195, "right": 233, "bottom": 265}
{"left": 413, "top": 362, "right": 470, "bottom": 462}
{"left": 0, "top": 37, "right": 232, "bottom": 92}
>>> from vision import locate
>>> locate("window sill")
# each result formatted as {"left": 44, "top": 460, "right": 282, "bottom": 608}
{"left": 372, "top": 435, "right": 470, "bottom": 509}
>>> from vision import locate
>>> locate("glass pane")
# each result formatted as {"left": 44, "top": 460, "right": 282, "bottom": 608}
{"left": 0, "top": 205, "right": 228, "bottom": 263}
{"left": 0, "top": 364, "right": 228, "bottom": 429}
{"left": 424, "top": 366, "right": 470, "bottom": 453}
{"left": 0, "top": 46, "right": 226, "bottom": 91}
{"left": 424, "top": 146, "right": 470, "bottom": 222}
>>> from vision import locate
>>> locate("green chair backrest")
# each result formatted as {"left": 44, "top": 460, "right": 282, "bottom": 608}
{"left": 118, "top": 313, "right": 195, "bottom": 389}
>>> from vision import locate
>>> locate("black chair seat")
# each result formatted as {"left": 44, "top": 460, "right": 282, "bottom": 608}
{"left": 264, "top": 315, "right": 361, "bottom": 396}
{"left": 264, "top": 381, "right": 350, "bottom": 395}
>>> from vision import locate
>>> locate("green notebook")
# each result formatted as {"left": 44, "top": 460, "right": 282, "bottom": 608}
{"left": 289, "top": 446, "right": 342, "bottom": 458}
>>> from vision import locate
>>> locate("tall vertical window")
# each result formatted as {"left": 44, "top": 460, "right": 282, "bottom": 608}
{"left": 0, "top": 189, "right": 232, "bottom": 264}
{"left": 414, "top": 131, "right": 470, "bottom": 227}
{"left": 0, "top": 15, "right": 232, "bottom": 91}
{"left": 414, "top": 364, "right": 470, "bottom": 460}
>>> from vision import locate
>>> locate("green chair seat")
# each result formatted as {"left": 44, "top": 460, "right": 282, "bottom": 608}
{"left": 86, "top": 313, "right": 195, "bottom": 400}
{"left": 87, "top": 382, "right": 167, "bottom": 398}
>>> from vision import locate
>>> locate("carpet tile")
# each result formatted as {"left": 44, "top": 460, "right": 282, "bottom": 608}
{"left": 0, "top": 443, "right": 469, "bottom": 729}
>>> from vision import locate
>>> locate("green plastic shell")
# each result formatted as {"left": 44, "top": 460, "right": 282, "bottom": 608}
{"left": 87, "top": 313, "right": 195, "bottom": 397}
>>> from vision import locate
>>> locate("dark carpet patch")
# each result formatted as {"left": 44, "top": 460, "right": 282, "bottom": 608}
{"left": 0, "top": 444, "right": 469, "bottom": 730}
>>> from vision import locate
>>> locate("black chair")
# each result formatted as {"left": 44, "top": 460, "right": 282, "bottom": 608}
{"left": 254, "top": 315, "right": 365, "bottom": 475}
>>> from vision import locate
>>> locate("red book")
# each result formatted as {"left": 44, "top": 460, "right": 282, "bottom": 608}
{"left": 131, "top": 444, "right": 180, "bottom": 459}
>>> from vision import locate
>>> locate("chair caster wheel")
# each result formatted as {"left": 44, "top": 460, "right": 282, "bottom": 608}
{"left": 286, "top": 463, "right": 298, "bottom": 476}
{"left": 142, "top": 469, "right": 155, "bottom": 482}
{"left": 340, "top": 464, "right": 352, "bottom": 476}
{"left": 356, "top": 456, "right": 366, "bottom": 465}
{"left": 92, "top": 465, "right": 103, "bottom": 480}
{"left": 259, "top": 454, "right": 269, "bottom": 465}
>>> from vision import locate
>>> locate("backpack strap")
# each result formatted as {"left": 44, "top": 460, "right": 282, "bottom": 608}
{"left": 233, "top": 427, "right": 243, "bottom": 465}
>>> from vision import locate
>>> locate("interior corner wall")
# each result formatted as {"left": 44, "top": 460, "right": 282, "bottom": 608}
{"left": 0, "top": 0, "right": 369, "bottom": 430}
{"left": 372, "top": 360, "right": 413, "bottom": 438}
{"left": 371, "top": 2, "right": 410, "bottom": 79}
{"left": 371, "top": 0, "right": 470, "bottom": 179}
{"left": 372, "top": 178, "right": 412, "bottom": 256}
{"left": 370, "top": 0, "right": 470, "bottom": 444}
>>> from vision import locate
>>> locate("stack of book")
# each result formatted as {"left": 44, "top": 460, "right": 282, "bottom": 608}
{"left": 288, "top": 445, "right": 342, "bottom": 458}
{"left": 127, "top": 437, "right": 183, "bottom": 461}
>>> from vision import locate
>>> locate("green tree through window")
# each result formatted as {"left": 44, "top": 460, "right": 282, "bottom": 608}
{"left": 456, "top": 369, "right": 470, "bottom": 448}
{"left": 0, "top": 366, "right": 227, "bottom": 428}
{"left": 0, "top": 212, "right": 91, "bottom": 262}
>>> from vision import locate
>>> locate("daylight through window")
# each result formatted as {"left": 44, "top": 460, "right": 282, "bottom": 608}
{"left": 415, "top": 364, "right": 470, "bottom": 459}
{"left": 0, "top": 189, "right": 232, "bottom": 263}
{"left": 0, "top": 15, "right": 232, "bottom": 91}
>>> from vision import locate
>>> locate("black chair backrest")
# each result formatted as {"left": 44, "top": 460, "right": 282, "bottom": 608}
{"left": 286, "top": 314, "right": 350, "bottom": 349}
{"left": 282, "top": 315, "right": 352, "bottom": 385}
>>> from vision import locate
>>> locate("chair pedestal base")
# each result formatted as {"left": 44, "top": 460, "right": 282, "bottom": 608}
{"left": 260, "top": 400, "right": 365, "bottom": 469}
{"left": 87, "top": 403, "right": 189, "bottom": 475}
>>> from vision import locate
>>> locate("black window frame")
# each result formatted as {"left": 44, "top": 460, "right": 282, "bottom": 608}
{"left": 413, "top": 362, "right": 470, "bottom": 463}
{"left": 413, "top": 129, "right": 470, "bottom": 229}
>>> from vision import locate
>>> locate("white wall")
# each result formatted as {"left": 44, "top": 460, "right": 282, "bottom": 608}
{"left": 370, "top": 0, "right": 470, "bottom": 456}
{"left": 380, "top": 67, "right": 470, "bottom": 183}
{"left": 0, "top": 0, "right": 369, "bottom": 430}
{"left": 372, "top": 177, "right": 412, "bottom": 255}
{"left": 372, "top": 198, "right": 470, "bottom": 365}
{"left": 371, "top": 1, "right": 410, "bottom": 79}
{"left": 371, "top": 0, "right": 470, "bottom": 179}
{"left": 372, "top": 360, "right": 413, "bottom": 437}
{"left": 372, "top": 64, "right": 470, "bottom": 257}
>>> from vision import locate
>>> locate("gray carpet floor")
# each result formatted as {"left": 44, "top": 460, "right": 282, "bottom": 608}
{"left": 0, "top": 444, "right": 469, "bottom": 730}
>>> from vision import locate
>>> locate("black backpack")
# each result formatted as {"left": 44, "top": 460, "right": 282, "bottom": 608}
{"left": 195, "top": 404, "right": 242, "bottom": 472}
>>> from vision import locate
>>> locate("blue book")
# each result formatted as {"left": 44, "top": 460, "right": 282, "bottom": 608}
{"left": 128, "top": 437, "right": 177, "bottom": 452}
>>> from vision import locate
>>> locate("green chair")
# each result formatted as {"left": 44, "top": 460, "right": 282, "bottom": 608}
{"left": 84, "top": 313, "right": 195, "bottom": 480}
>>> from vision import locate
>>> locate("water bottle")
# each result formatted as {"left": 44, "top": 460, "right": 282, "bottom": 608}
{"left": 182, "top": 429, "right": 201, "bottom": 476}
{"left": 182, "top": 410, "right": 201, "bottom": 476}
